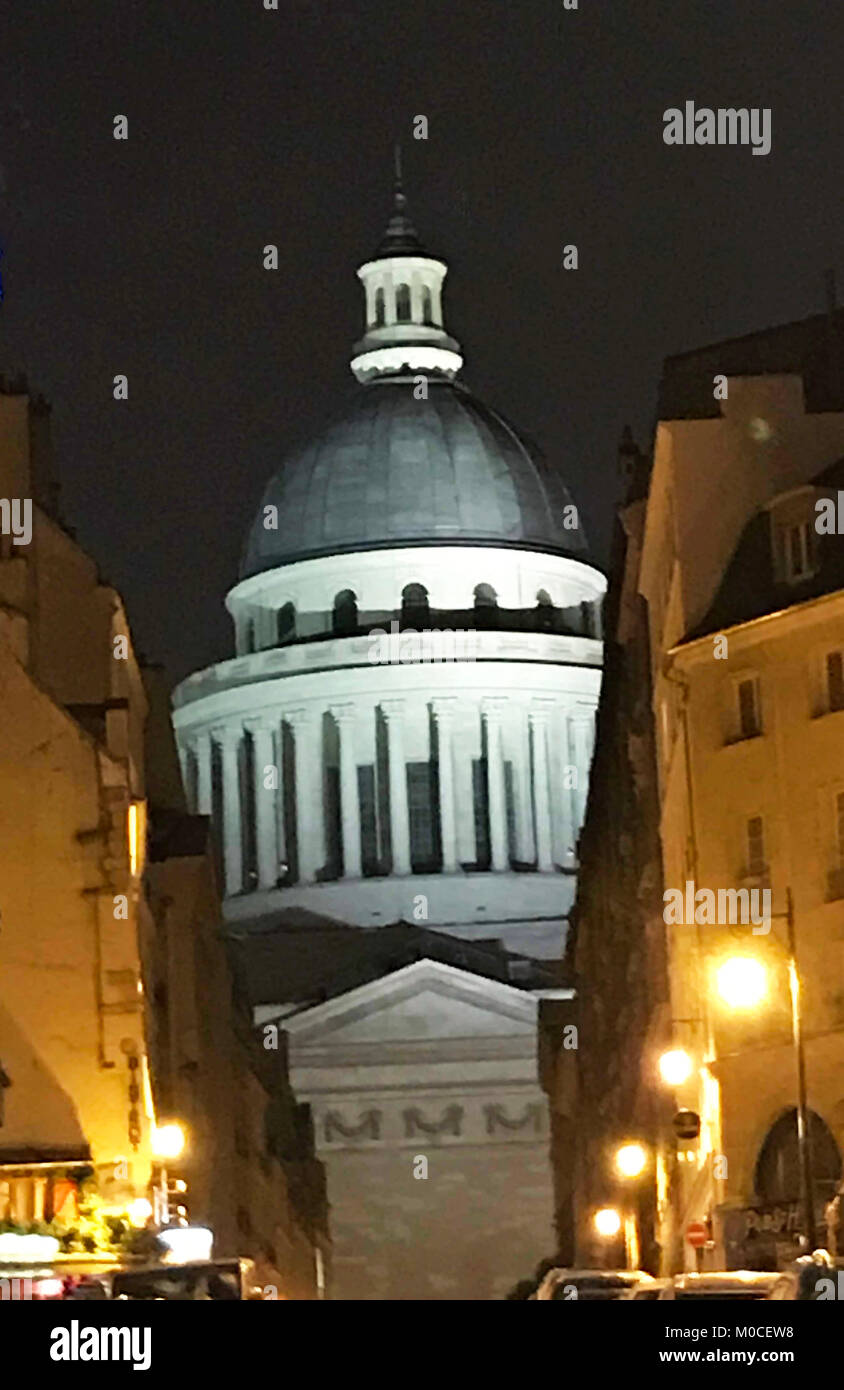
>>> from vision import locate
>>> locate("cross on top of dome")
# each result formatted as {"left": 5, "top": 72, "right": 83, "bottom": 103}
{"left": 374, "top": 145, "right": 427, "bottom": 259}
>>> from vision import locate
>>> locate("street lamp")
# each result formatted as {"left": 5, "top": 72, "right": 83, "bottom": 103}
{"left": 594, "top": 1207, "right": 622, "bottom": 1238}
{"left": 615, "top": 1143, "right": 648, "bottom": 1179}
{"left": 713, "top": 890, "right": 817, "bottom": 1251}
{"left": 151, "top": 1123, "right": 186, "bottom": 1227}
{"left": 715, "top": 956, "right": 767, "bottom": 1010}
{"left": 659, "top": 1048, "right": 693, "bottom": 1086}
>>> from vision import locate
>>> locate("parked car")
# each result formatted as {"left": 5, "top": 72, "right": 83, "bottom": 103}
{"left": 535, "top": 1269, "right": 655, "bottom": 1301}
{"left": 619, "top": 1278, "right": 671, "bottom": 1300}
{"left": 768, "top": 1251, "right": 844, "bottom": 1300}
{"left": 63, "top": 1258, "right": 260, "bottom": 1301}
{"left": 625, "top": 1271, "right": 779, "bottom": 1301}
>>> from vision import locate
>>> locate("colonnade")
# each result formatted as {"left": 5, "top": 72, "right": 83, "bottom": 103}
{"left": 178, "top": 697, "right": 595, "bottom": 897}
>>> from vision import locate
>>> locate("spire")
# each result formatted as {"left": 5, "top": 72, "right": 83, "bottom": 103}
{"left": 351, "top": 154, "right": 463, "bottom": 383}
{"left": 375, "top": 143, "right": 425, "bottom": 258}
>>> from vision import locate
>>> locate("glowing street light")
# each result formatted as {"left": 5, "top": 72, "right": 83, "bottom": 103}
{"left": 151, "top": 1123, "right": 187, "bottom": 1228}
{"left": 615, "top": 1142, "right": 648, "bottom": 1179}
{"left": 715, "top": 956, "right": 767, "bottom": 1010}
{"left": 593, "top": 1207, "right": 622, "bottom": 1238}
{"left": 658, "top": 1048, "right": 693, "bottom": 1086}
{"left": 151, "top": 1123, "right": 185, "bottom": 1160}
{"left": 128, "top": 1197, "right": 153, "bottom": 1227}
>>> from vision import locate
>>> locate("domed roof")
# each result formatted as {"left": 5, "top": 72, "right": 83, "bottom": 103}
{"left": 241, "top": 378, "right": 588, "bottom": 578}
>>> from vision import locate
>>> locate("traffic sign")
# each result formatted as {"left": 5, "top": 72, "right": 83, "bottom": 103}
{"left": 686, "top": 1221, "right": 709, "bottom": 1248}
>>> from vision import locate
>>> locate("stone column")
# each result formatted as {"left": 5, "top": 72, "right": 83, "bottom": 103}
{"left": 331, "top": 704, "right": 362, "bottom": 879}
{"left": 177, "top": 743, "right": 191, "bottom": 809}
{"left": 215, "top": 726, "right": 243, "bottom": 896}
{"left": 247, "top": 718, "right": 278, "bottom": 891}
{"left": 382, "top": 699, "right": 411, "bottom": 875}
{"left": 273, "top": 721, "right": 288, "bottom": 873}
{"left": 530, "top": 703, "right": 555, "bottom": 873}
{"left": 483, "top": 698, "right": 509, "bottom": 872}
{"left": 557, "top": 708, "right": 576, "bottom": 864}
{"left": 385, "top": 273, "right": 397, "bottom": 325}
{"left": 288, "top": 708, "right": 324, "bottom": 884}
{"left": 511, "top": 707, "right": 535, "bottom": 864}
{"left": 432, "top": 698, "right": 458, "bottom": 873}
{"left": 193, "top": 730, "right": 213, "bottom": 816}
{"left": 570, "top": 709, "right": 593, "bottom": 839}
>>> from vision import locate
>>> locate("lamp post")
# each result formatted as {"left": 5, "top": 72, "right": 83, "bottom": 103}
{"left": 613, "top": 1142, "right": 648, "bottom": 1269}
{"left": 784, "top": 888, "right": 817, "bottom": 1251}
{"left": 715, "top": 888, "right": 817, "bottom": 1251}
{"left": 151, "top": 1123, "right": 186, "bottom": 1229}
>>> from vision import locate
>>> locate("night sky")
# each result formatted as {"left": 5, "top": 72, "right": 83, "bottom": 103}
{"left": 1, "top": 1, "right": 842, "bottom": 679}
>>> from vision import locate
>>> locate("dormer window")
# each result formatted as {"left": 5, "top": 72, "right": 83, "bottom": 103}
{"left": 783, "top": 521, "right": 814, "bottom": 582}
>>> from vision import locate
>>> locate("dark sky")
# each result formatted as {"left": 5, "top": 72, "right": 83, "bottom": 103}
{"left": 1, "top": 0, "right": 842, "bottom": 679}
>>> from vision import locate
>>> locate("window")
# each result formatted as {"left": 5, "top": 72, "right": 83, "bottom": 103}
{"left": 827, "top": 651, "right": 844, "bottom": 712}
{"left": 332, "top": 590, "right": 358, "bottom": 637}
{"left": 276, "top": 602, "right": 296, "bottom": 644}
{"left": 736, "top": 677, "right": 761, "bottom": 739}
{"left": 395, "top": 284, "right": 411, "bottom": 322}
{"left": 374, "top": 287, "right": 385, "bottom": 327}
{"left": 422, "top": 287, "right": 433, "bottom": 325}
{"left": 746, "top": 815, "right": 766, "bottom": 877}
{"left": 782, "top": 521, "right": 813, "bottom": 582}
{"left": 474, "top": 584, "right": 498, "bottom": 630}
{"left": 401, "top": 583, "right": 429, "bottom": 626}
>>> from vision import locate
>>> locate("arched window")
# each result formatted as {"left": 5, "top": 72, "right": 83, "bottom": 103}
{"left": 422, "top": 287, "right": 433, "bottom": 326}
{"left": 374, "top": 287, "right": 385, "bottom": 327}
{"left": 332, "top": 589, "right": 358, "bottom": 636}
{"left": 276, "top": 602, "right": 296, "bottom": 644}
{"left": 401, "top": 583, "right": 429, "bottom": 626}
{"left": 474, "top": 583, "right": 498, "bottom": 631}
{"left": 755, "top": 1108, "right": 841, "bottom": 1205}
{"left": 396, "top": 284, "right": 411, "bottom": 323}
{"left": 536, "top": 589, "right": 554, "bottom": 631}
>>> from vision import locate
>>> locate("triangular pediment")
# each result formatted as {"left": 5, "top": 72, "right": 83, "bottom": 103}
{"left": 280, "top": 959, "right": 538, "bottom": 1047}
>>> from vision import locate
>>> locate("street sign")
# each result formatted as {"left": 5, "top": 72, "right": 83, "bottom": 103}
{"left": 686, "top": 1221, "right": 709, "bottom": 1248}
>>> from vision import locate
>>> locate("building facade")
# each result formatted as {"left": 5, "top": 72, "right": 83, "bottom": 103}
{"left": 173, "top": 178, "right": 604, "bottom": 1296}
{"left": 571, "top": 309, "right": 844, "bottom": 1272}
{"left": 0, "top": 376, "right": 326, "bottom": 1292}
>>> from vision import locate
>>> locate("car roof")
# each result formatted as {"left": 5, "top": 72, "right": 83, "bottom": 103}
{"left": 545, "top": 1269, "right": 654, "bottom": 1282}
{"left": 672, "top": 1271, "right": 778, "bottom": 1288}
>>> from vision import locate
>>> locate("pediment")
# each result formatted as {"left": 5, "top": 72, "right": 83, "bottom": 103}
{"left": 281, "top": 959, "right": 538, "bottom": 1048}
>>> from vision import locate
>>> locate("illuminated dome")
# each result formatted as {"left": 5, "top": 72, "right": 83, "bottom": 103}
{"left": 240, "top": 377, "right": 586, "bottom": 578}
